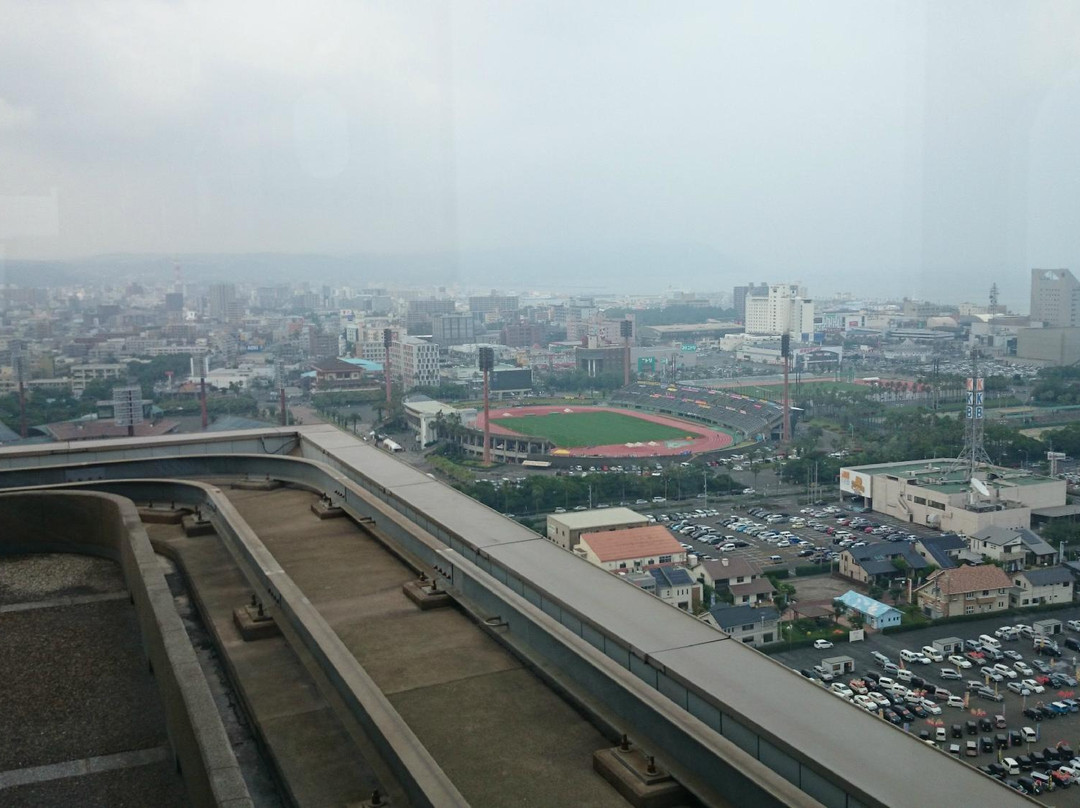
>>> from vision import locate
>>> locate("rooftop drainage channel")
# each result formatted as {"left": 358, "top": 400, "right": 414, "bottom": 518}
{"left": 157, "top": 553, "right": 286, "bottom": 808}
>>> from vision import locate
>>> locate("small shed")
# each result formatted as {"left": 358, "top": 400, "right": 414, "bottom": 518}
{"left": 933, "top": 636, "right": 964, "bottom": 655}
{"left": 1034, "top": 618, "right": 1062, "bottom": 636}
{"left": 822, "top": 655, "right": 856, "bottom": 676}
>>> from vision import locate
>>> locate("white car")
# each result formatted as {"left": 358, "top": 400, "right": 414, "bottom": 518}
{"left": 830, "top": 683, "right": 853, "bottom": 699}
{"left": 921, "top": 646, "right": 944, "bottom": 662}
{"left": 940, "top": 668, "right": 962, "bottom": 680}
{"left": 1007, "top": 681, "right": 1032, "bottom": 696}
{"left": 1068, "top": 619, "right": 1080, "bottom": 632}
{"left": 1022, "top": 727, "right": 1037, "bottom": 743}
{"left": 948, "top": 654, "right": 972, "bottom": 669}
{"left": 1014, "top": 661, "right": 1033, "bottom": 677}
{"left": 814, "top": 639, "right": 834, "bottom": 650}
{"left": 1021, "top": 678, "right": 1046, "bottom": 694}
{"left": 853, "top": 694, "right": 877, "bottom": 711}
{"left": 921, "top": 699, "right": 942, "bottom": 715}
{"left": 868, "top": 692, "right": 890, "bottom": 707}
{"left": 993, "top": 663, "right": 1017, "bottom": 679}
{"left": 946, "top": 695, "right": 966, "bottom": 708}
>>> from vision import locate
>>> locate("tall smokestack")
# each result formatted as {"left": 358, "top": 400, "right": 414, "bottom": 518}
{"left": 781, "top": 333, "right": 791, "bottom": 445}
{"left": 383, "top": 328, "right": 393, "bottom": 415}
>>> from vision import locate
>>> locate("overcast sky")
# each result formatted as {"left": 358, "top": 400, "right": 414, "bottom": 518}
{"left": 3, "top": 1, "right": 1080, "bottom": 306}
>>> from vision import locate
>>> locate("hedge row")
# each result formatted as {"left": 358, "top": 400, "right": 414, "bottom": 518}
{"left": 795, "top": 564, "right": 832, "bottom": 577}
{"left": 881, "top": 599, "right": 1074, "bottom": 635}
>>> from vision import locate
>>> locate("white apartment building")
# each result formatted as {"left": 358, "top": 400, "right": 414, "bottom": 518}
{"left": 744, "top": 283, "right": 815, "bottom": 340}
{"left": 391, "top": 336, "right": 440, "bottom": 389}
{"left": 71, "top": 363, "right": 126, "bottom": 394}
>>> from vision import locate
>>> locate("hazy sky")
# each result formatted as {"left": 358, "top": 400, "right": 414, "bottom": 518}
{"left": 3, "top": 1, "right": 1080, "bottom": 306}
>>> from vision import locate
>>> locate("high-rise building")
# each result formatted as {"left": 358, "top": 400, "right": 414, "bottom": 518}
{"left": 468, "top": 293, "right": 519, "bottom": 317}
{"left": 431, "top": 313, "right": 476, "bottom": 347}
{"left": 732, "top": 283, "right": 767, "bottom": 323}
{"left": 208, "top": 283, "right": 241, "bottom": 323}
{"left": 744, "top": 283, "right": 814, "bottom": 339}
{"left": 390, "top": 336, "right": 441, "bottom": 389}
{"left": 406, "top": 299, "right": 455, "bottom": 333}
{"left": 1030, "top": 268, "right": 1080, "bottom": 327}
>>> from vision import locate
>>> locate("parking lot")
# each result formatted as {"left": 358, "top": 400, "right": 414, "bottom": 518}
{"left": 652, "top": 494, "right": 942, "bottom": 573}
{"left": 772, "top": 608, "right": 1080, "bottom": 802}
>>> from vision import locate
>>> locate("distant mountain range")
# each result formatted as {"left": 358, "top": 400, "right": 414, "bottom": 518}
{"left": 0, "top": 243, "right": 754, "bottom": 296}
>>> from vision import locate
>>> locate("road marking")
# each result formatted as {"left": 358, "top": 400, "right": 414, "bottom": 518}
{"left": 0, "top": 746, "right": 170, "bottom": 789}
{"left": 0, "top": 591, "right": 130, "bottom": 614}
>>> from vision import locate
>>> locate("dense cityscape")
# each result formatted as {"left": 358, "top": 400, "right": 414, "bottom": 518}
{"left": 6, "top": 2, "right": 1080, "bottom": 806}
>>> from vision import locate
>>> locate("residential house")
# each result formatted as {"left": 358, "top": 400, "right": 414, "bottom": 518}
{"left": 698, "top": 557, "right": 761, "bottom": 590}
{"left": 1011, "top": 567, "right": 1075, "bottom": 608}
{"left": 968, "top": 526, "right": 1057, "bottom": 572}
{"left": 914, "top": 565, "right": 1013, "bottom": 619}
{"left": 839, "top": 542, "right": 927, "bottom": 586}
{"left": 912, "top": 534, "right": 967, "bottom": 570}
{"left": 834, "top": 590, "right": 902, "bottom": 629}
{"left": 704, "top": 604, "right": 780, "bottom": 647}
{"left": 647, "top": 566, "right": 702, "bottom": 612}
{"left": 575, "top": 525, "right": 686, "bottom": 572}
{"left": 311, "top": 357, "right": 367, "bottom": 391}
{"left": 698, "top": 557, "right": 773, "bottom": 605}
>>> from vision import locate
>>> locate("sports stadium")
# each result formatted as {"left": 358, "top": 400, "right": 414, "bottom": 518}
{"left": 470, "top": 382, "right": 784, "bottom": 460}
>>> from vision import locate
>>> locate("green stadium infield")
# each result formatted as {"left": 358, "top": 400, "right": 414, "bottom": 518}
{"left": 479, "top": 405, "right": 734, "bottom": 457}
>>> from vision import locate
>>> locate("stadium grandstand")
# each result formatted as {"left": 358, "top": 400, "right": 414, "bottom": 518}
{"left": 610, "top": 381, "right": 784, "bottom": 442}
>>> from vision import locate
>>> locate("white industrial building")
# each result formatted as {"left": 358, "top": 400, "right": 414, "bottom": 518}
{"left": 840, "top": 458, "right": 1066, "bottom": 534}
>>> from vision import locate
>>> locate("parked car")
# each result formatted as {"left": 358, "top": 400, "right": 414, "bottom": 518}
{"left": 940, "top": 668, "right": 962, "bottom": 680}
{"left": 813, "top": 639, "right": 834, "bottom": 650}
{"left": 948, "top": 654, "right": 972, "bottom": 669}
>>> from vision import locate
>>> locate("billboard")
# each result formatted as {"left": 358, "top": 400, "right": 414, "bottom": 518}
{"left": 839, "top": 467, "right": 872, "bottom": 498}
{"left": 637, "top": 356, "right": 656, "bottom": 373}
{"left": 490, "top": 368, "right": 533, "bottom": 392}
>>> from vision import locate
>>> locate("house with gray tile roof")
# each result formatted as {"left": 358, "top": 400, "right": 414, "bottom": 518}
{"left": 838, "top": 542, "right": 927, "bottom": 586}
{"left": 1011, "top": 566, "right": 1075, "bottom": 608}
{"left": 969, "top": 525, "right": 1057, "bottom": 572}
{"left": 704, "top": 604, "right": 780, "bottom": 647}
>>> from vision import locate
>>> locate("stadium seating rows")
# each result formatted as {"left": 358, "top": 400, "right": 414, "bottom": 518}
{"left": 610, "top": 382, "right": 782, "bottom": 440}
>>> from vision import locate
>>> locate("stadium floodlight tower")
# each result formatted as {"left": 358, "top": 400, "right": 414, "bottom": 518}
{"left": 479, "top": 346, "right": 495, "bottom": 465}
{"left": 383, "top": 328, "right": 393, "bottom": 414}
{"left": 620, "top": 319, "right": 633, "bottom": 387}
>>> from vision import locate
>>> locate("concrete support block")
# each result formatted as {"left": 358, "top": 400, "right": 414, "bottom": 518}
{"left": 181, "top": 514, "right": 215, "bottom": 537}
{"left": 137, "top": 505, "right": 186, "bottom": 524}
{"left": 233, "top": 604, "right": 282, "bottom": 641}
{"left": 311, "top": 499, "right": 345, "bottom": 519}
{"left": 593, "top": 745, "right": 688, "bottom": 808}
{"left": 402, "top": 579, "right": 452, "bottom": 611}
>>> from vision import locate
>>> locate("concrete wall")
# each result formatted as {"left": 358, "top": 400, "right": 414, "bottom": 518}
{"left": 0, "top": 491, "right": 252, "bottom": 808}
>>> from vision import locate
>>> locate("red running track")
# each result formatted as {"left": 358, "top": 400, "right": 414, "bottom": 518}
{"left": 477, "top": 405, "right": 735, "bottom": 458}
